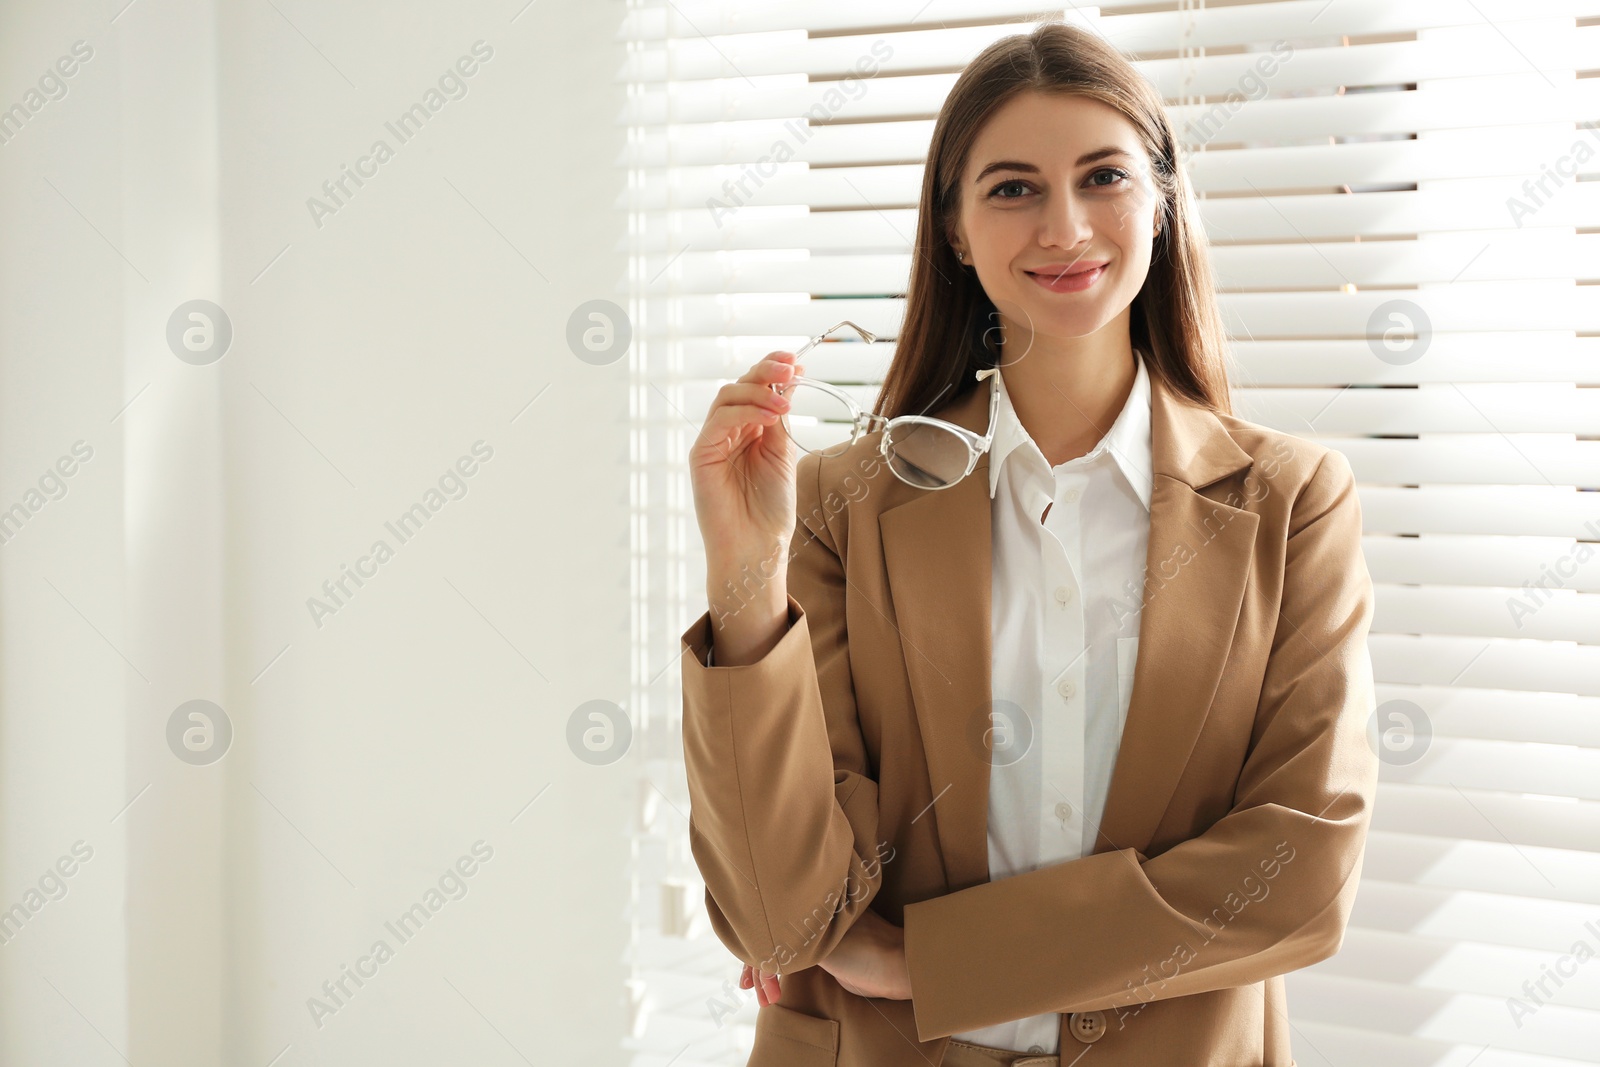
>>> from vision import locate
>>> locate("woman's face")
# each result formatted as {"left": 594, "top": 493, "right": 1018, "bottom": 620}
{"left": 947, "top": 91, "right": 1161, "bottom": 356}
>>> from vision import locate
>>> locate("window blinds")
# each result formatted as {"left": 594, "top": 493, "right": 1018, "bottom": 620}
{"left": 623, "top": 2, "right": 1600, "bottom": 1063}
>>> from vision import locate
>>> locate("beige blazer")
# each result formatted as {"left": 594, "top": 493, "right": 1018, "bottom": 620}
{"left": 680, "top": 365, "right": 1379, "bottom": 1067}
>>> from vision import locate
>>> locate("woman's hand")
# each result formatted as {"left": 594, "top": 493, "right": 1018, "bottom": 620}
{"left": 739, "top": 908, "right": 911, "bottom": 1006}
{"left": 740, "top": 961, "right": 783, "bottom": 1008}
{"left": 818, "top": 907, "right": 912, "bottom": 1001}
{"left": 690, "top": 351, "right": 804, "bottom": 581}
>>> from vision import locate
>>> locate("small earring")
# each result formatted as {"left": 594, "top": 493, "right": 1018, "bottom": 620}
{"left": 955, "top": 251, "right": 965, "bottom": 262}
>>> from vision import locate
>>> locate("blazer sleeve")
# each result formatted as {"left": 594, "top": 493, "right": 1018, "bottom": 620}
{"left": 901, "top": 447, "right": 1381, "bottom": 1041}
{"left": 679, "top": 448, "right": 888, "bottom": 976}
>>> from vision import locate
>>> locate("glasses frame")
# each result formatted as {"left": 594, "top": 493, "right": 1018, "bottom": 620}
{"left": 772, "top": 319, "right": 1002, "bottom": 491}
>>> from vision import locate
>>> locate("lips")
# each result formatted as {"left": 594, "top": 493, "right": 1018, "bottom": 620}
{"left": 1025, "top": 262, "right": 1108, "bottom": 293}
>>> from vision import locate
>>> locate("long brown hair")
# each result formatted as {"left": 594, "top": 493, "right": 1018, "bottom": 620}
{"left": 874, "top": 20, "right": 1234, "bottom": 420}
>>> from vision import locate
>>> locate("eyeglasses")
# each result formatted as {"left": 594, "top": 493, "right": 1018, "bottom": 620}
{"left": 769, "top": 319, "right": 1001, "bottom": 490}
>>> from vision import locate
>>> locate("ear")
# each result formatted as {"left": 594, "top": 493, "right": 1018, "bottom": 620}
{"left": 945, "top": 221, "right": 966, "bottom": 259}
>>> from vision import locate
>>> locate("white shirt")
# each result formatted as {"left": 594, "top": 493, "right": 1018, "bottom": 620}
{"left": 952, "top": 348, "right": 1153, "bottom": 1054}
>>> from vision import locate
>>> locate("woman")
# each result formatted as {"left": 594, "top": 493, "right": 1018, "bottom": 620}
{"left": 682, "top": 20, "right": 1377, "bottom": 1067}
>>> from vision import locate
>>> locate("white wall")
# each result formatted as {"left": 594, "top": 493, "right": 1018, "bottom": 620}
{"left": 0, "top": 1, "right": 631, "bottom": 1064}
{"left": 0, "top": 1, "right": 139, "bottom": 1062}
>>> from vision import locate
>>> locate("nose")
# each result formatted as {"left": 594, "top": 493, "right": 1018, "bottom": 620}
{"left": 1037, "top": 188, "right": 1095, "bottom": 251}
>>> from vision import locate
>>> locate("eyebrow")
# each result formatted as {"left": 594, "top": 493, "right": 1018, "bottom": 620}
{"left": 973, "top": 147, "right": 1133, "bottom": 183}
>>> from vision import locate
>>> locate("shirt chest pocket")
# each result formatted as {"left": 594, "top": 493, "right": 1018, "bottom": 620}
{"left": 1117, "top": 635, "right": 1140, "bottom": 734}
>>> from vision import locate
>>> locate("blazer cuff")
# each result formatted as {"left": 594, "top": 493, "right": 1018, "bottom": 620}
{"left": 901, "top": 847, "right": 1154, "bottom": 1041}
{"left": 681, "top": 594, "right": 803, "bottom": 672}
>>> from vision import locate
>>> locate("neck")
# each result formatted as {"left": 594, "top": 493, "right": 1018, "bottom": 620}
{"left": 994, "top": 321, "right": 1137, "bottom": 467}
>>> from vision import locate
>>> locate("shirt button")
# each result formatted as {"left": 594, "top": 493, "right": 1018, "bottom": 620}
{"left": 1054, "top": 585, "right": 1073, "bottom": 605}
{"left": 1055, "top": 801, "right": 1073, "bottom": 821}
{"left": 1028, "top": 1046, "right": 1045, "bottom": 1054}
{"left": 1056, "top": 678, "right": 1075, "bottom": 699}
{"left": 1063, "top": 488, "right": 1080, "bottom": 503}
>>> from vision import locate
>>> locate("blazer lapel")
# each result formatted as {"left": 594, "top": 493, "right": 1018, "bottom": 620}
{"left": 878, "top": 422, "right": 996, "bottom": 894}
{"left": 878, "top": 363, "right": 1259, "bottom": 894}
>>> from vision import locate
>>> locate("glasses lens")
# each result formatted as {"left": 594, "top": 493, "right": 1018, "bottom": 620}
{"left": 775, "top": 379, "right": 858, "bottom": 457}
{"left": 884, "top": 421, "right": 974, "bottom": 488}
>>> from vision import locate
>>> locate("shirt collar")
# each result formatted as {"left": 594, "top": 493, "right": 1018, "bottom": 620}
{"left": 986, "top": 347, "right": 1154, "bottom": 511}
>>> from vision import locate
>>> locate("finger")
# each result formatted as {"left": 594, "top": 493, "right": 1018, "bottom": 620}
{"left": 761, "top": 971, "right": 781, "bottom": 1004}
{"left": 693, "top": 398, "right": 786, "bottom": 456}
{"left": 713, "top": 380, "right": 793, "bottom": 412}
{"left": 696, "top": 389, "right": 797, "bottom": 453}
{"left": 741, "top": 964, "right": 752, "bottom": 989}
{"left": 736, "top": 353, "right": 803, "bottom": 386}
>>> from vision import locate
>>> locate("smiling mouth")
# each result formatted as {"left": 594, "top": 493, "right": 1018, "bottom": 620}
{"left": 1024, "top": 264, "right": 1108, "bottom": 292}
